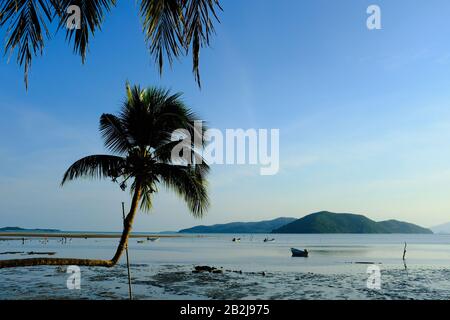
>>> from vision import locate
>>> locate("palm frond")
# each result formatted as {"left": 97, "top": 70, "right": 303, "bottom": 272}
{"left": 57, "top": 0, "right": 116, "bottom": 63}
{"left": 61, "top": 154, "right": 126, "bottom": 185}
{"left": 140, "top": 0, "right": 183, "bottom": 75}
{"left": 1, "top": 0, "right": 54, "bottom": 89}
{"left": 99, "top": 113, "right": 132, "bottom": 154}
{"left": 152, "top": 139, "right": 185, "bottom": 162}
{"left": 140, "top": 189, "right": 153, "bottom": 211}
{"left": 155, "top": 162, "right": 209, "bottom": 217}
{"left": 2, "top": 0, "right": 222, "bottom": 89}
{"left": 118, "top": 85, "right": 208, "bottom": 155}
{"left": 120, "top": 86, "right": 179, "bottom": 149}
{"left": 140, "top": 0, "right": 222, "bottom": 87}
{"left": 182, "top": 0, "right": 222, "bottom": 87}
{"left": 139, "top": 181, "right": 158, "bottom": 211}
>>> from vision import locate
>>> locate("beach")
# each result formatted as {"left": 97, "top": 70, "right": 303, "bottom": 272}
{"left": 0, "top": 233, "right": 449, "bottom": 299}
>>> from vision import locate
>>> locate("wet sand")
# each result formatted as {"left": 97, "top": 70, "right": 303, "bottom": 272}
{"left": 0, "top": 234, "right": 449, "bottom": 299}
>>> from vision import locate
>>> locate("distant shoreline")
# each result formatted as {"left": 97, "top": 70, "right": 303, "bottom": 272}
{"left": 0, "top": 232, "right": 195, "bottom": 239}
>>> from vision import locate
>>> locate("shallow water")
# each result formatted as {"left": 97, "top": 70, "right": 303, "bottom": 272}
{"left": 0, "top": 234, "right": 449, "bottom": 299}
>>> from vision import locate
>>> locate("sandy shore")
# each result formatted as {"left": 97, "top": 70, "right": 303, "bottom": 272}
{"left": 0, "top": 232, "right": 194, "bottom": 239}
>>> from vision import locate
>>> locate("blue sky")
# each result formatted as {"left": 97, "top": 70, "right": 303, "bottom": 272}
{"left": 1, "top": 0, "right": 450, "bottom": 231}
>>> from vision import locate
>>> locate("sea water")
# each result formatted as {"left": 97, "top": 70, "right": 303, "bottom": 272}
{"left": 0, "top": 234, "right": 449, "bottom": 299}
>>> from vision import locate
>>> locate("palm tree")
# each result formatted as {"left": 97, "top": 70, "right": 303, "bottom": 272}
{"left": 0, "top": 83, "right": 209, "bottom": 269}
{"left": 0, "top": 0, "right": 222, "bottom": 88}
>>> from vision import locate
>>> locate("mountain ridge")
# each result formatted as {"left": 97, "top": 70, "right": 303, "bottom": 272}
{"left": 178, "top": 212, "right": 432, "bottom": 234}
{"left": 178, "top": 217, "right": 296, "bottom": 234}
{"left": 431, "top": 222, "right": 450, "bottom": 234}
{"left": 0, "top": 227, "right": 61, "bottom": 233}
{"left": 272, "top": 211, "right": 432, "bottom": 234}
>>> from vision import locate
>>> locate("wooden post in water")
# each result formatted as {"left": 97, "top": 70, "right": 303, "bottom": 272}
{"left": 122, "top": 202, "right": 133, "bottom": 300}
{"left": 403, "top": 242, "right": 407, "bottom": 260}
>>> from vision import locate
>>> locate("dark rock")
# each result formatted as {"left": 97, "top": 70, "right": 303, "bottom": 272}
{"left": 0, "top": 251, "right": 24, "bottom": 255}
{"left": 26, "top": 251, "right": 56, "bottom": 256}
{"left": 194, "top": 265, "right": 215, "bottom": 272}
{"left": 194, "top": 265, "right": 223, "bottom": 273}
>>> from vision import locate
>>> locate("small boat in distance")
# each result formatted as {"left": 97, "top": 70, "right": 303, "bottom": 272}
{"left": 137, "top": 240, "right": 145, "bottom": 244}
{"left": 264, "top": 237, "right": 275, "bottom": 242}
{"left": 232, "top": 238, "right": 241, "bottom": 242}
{"left": 147, "top": 237, "right": 160, "bottom": 242}
{"left": 291, "top": 248, "right": 308, "bottom": 257}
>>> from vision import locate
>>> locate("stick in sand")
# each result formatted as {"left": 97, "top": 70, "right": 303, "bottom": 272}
{"left": 403, "top": 242, "right": 407, "bottom": 260}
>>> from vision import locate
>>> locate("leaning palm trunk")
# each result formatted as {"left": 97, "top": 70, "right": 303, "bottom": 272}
{"left": 0, "top": 184, "right": 142, "bottom": 269}
{"left": 0, "top": 258, "right": 114, "bottom": 269}
{"left": 111, "top": 181, "right": 142, "bottom": 265}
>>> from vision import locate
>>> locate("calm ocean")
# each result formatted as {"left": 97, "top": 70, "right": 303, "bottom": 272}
{"left": 0, "top": 234, "right": 449, "bottom": 299}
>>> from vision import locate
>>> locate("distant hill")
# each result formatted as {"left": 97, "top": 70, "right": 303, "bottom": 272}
{"left": 272, "top": 211, "right": 433, "bottom": 234}
{"left": 431, "top": 222, "right": 450, "bottom": 234}
{"left": 377, "top": 220, "right": 432, "bottom": 234}
{"left": 0, "top": 227, "right": 61, "bottom": 233}
{"left": 178, "top": 217, "right": 296, "bottom": 234}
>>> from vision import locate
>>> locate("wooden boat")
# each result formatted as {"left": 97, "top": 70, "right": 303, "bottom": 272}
{"left": 291, "top": 248, "right": 308, "bottom": 257}
{"left": 264, "top": 238, "right": 275, "bottom": 242}
{"left": 147, "top": 237, "right": 160, "bottom": 242}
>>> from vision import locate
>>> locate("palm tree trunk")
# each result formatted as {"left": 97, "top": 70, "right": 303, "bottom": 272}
{"left": 0, "top": 181, "right": 143, "bottom": 269}
{"left": 111, "top": 180, "right": 142, "bottom": 265}
{"left": 0, "top": 257, "right": 114, "bottom": 268}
